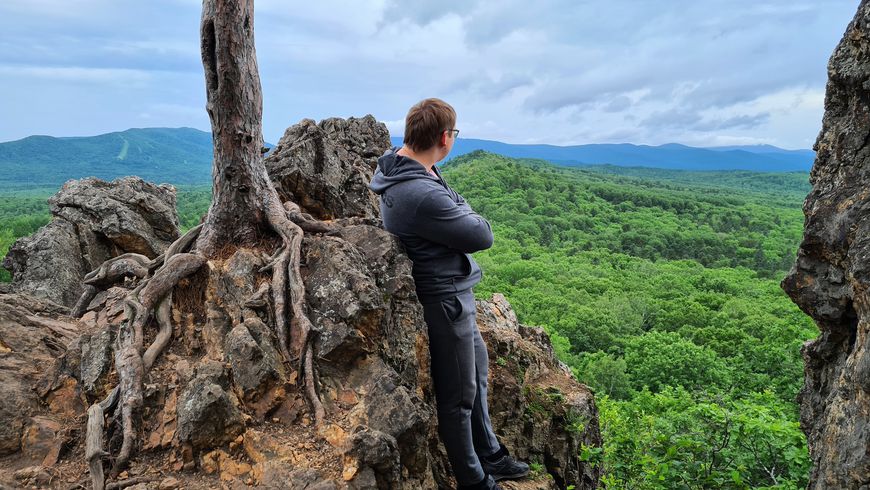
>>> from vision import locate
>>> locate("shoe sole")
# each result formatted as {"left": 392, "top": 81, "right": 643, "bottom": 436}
{"left": 491, "top": 468, "right": 530, "bottom": 481}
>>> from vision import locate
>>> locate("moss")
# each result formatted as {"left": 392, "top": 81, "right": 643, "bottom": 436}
{"left": 528, "top": 461, "right": 546, "bottom": 478}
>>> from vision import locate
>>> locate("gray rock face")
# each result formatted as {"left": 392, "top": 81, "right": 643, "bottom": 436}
{"left": 478, "top": 294, "right": 600, "bottom": 489}
{"left": 79, "top": 324, "right": 114, "bottom": 396}
{"left": 225, "top": 320, "right": 283, "bottom": 401}
{"left": 300, "top": 225, "right": 443, "bottom": 489}
{"left": 782, "top": 2, "right": 870, "bottom": 487}
{"left": 265, "top": 116, "right": 390, "bottom": 220}
{"left": 2, "top": 177, "right": 180, "bottom": 307}
{"left": 176, "top": 361, "right": 245, "bottom": 449}
{"left": 0, "top": 293, "right": 79, "bottom": 457}
{"left": 344, "top": 427, "right": 401, "bottom": 486}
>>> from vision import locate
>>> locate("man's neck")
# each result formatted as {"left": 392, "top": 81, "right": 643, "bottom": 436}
{"left": 397, "top": 145, "right": 440, "bottom": 172}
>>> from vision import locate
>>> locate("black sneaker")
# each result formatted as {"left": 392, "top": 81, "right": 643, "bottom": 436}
{"left": 480, "top": 444, "right": 530, "bottom": 481}
{"left": 457, "top": 474, "right": 502, "bottom": 490}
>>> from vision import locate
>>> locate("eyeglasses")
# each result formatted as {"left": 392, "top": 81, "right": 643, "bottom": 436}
{"left": 445, "top": 129, "right": 460, "bottom": 138}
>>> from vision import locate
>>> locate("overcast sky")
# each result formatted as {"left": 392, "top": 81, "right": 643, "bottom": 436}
{"left": 0, "top": 0, "right": 860, "bottom": 149}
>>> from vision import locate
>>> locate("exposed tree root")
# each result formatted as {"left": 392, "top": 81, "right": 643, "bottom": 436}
{"left": 267, "top": 200, "right": 326, "bottom": 426}
{"left": 71, "top": 254, "right": 151, "bottom": 318}
{"left": 161, "top": 224, "right": 203, "bottom": 263}
{"left": 80, "top": 205, "right": 335, "bottom": 488}
{"left": 111, "top": 252, "right": 207, "bottom": 477}
{"left": 143, "top": 294, "right": 173, "bottom": 371}
{"left": 82, "top": 229, "right": 205, "bottom": 490}
{"left": 85, "top": 386, "right": 119, "bottom": 490}
{"left": 84, "top": 253, "right": 154, "bottom": 286}
{"left": 78, "top": 181, "right": 338, "bottom": 487}
{"left": 304, "top": 343, "right": 325, "bottom": 425}
{"left": 112, "top": 339, "right": 144, "bottom": 476}
{"left": 72, "top": 225, "right": 204, "bottom": 319}
{"left": 86, "top": 404, "right": 107, "bottom": 490}
{"left": 72, "top": 285, "right": 98, "bottom": 319}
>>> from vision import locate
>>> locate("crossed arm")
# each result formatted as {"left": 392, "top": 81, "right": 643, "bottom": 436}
{"left": 413, "top": 188, "right": 494, "bottom": 253}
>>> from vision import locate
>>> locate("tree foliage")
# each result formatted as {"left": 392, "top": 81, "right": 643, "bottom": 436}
{"left": 441, "top": 152, "right": 813, "bottom": 488}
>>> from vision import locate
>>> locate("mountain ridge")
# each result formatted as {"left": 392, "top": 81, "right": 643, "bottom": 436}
{"left": 396, "top": 137, "right": 815, "bottom": 172}
{"left": 0, "top": 127, "right": 813, "bottom": 190}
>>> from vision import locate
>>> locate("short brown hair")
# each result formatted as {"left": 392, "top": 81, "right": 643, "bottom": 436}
{"left": 403, "top": 98, "right": 456, "bottom": 152}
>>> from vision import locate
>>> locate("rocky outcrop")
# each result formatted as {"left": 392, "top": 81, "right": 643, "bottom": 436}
{"left": 265, "top": 115, "right": 390, "bottom": 220}
{"left": 2, "top": 177, "right": 180, "bottom": 307}
{"left": 782, "top": 1, "right": 870, "bottom": 488}
{"left": 0, "top": 116, "right": 598, "bottom": 489}
{"left": 0, "top": 293, "right": 80, "bottom": 462}
{"left": 480, "top": 295, "right": 600, "bottom": 489}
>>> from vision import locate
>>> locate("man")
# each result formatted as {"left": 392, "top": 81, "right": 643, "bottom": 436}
{"left": 369, "top": 98, "right": 529, "bottom": 490}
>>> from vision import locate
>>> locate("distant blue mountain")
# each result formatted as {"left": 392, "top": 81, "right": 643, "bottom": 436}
{"left": 389, "top": 137, "right": 815, "bottom": 172}
{"left": 0, "top": 128, "right": 813, "bottom": 192}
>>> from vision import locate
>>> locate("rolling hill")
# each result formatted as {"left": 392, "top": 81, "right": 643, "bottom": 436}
{"left": 0, "top": 127, "right": 814, "bottom": 191}
{"left": 389, "top": 137, "right": 815, "bottom": 172}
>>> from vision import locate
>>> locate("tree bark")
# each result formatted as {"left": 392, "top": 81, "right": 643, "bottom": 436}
{"left": 196, "top": 0, "right": 272, "bottom": 257}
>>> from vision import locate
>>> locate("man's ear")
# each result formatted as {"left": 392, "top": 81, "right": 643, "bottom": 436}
{"left": 440, "top": 130, "right": 448, "bottom": 147}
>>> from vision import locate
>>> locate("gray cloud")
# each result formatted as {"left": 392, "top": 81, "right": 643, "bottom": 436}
{"left": 444, "top": 72, "right": 535, "bottom": 100}
{"left": 642, "top": 109, "right": 770, "bottom": 132}
{"left": 0, "top": 0, "right": 860, "bottom": 149}
{"left": 602, "top": 96, "right": 633, "bottom": 113}
{"left": 382, "top": 0, "right": 475, "bottom": 26}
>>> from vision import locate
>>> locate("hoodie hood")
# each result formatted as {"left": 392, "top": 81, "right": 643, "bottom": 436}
{"left": 369, "top": 147, "right": 437, "bottom": 195}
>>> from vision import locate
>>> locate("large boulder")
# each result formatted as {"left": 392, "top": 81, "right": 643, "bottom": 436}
{"left": 782, "top": 1, "right": 870, "bottom": 487}
{"left": 0, "top": 293, "right": 80, "bottom": 462}
{"left": 264, "top": 115, "right": 390, "bottom": 220}
{"left": 2, "top": 177, "right": 180, "bottom": 307}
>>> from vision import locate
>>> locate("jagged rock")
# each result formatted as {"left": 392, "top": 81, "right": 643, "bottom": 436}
{"left": 479, "top": 294, "right": 600, "bottom": 489}
{"left": 2, "top": 220, "right": 82, "bottom": 307}
{"left": 344, "top": 427, "right": 401, "bottom": 486}
{"left": 0, "top": 293, "right": 79, "bottom": 457}
{"left": 258, "top": 465, "right": 335, "bottom": 490}
{"left": 158, "top": 477, "right": 180, "bottom": 489}
{"left": 50, "top": 177, "right": 179, "bottom": 255}
{"left": 20, "top": 416, "right": 64, "bottom": 466}
{"left": 265, "top": 116, "right": 390, "bottom": 220}
{"left": 13, "top": 466, "right": 52, "bottom": 487}
{"left": 176, "top": 361, "right": 245, "bottom": 449}
{"left": 79, "top": 324, "right": 114, "bottom": 396}
{"left": 782, "top": 2, "right": 870, "bottom": 487}
{"left": 2, "top": 177, "right": 180, "bottom": 307}
{"left": 225, "top": 322, "right": 282, "bottom": 400}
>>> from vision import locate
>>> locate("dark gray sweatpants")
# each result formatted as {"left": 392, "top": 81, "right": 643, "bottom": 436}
{"left": 421, "top": 289, "right": 501, "bottom": 486}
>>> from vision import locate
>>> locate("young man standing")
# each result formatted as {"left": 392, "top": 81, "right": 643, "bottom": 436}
{"left": 369, "top": 98, "right": 529, "bottom": 490}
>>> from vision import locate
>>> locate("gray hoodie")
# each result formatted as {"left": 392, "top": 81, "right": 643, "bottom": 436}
{"left": 369, "top": 147, "right": 493, "bottom": 301}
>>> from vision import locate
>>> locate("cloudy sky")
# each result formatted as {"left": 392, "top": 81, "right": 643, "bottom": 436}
{"left": 0, "top": 0, "right": 859, "bottom": 149}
